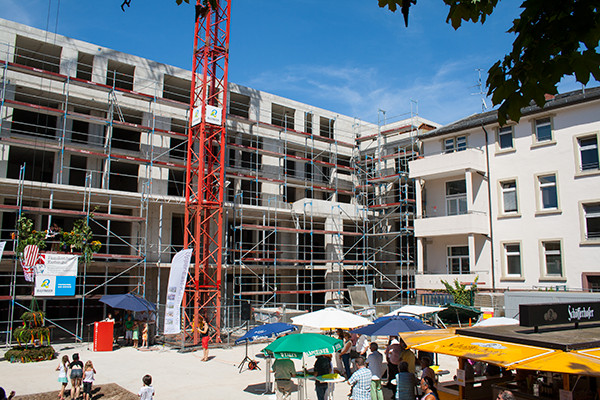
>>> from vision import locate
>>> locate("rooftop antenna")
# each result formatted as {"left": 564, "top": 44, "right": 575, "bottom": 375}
{"left": 472, "top": 68, "right": 488, "bottom": 112}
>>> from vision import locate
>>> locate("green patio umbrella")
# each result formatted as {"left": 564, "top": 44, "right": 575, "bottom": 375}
{"left": 262, "top": 333, "right": 343, "bottom": 359}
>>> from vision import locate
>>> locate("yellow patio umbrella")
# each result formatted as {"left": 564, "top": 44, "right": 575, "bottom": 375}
{"left": 507, "top": 350, "right": 600, "bottom": 377}
{"left": 400, "top": 328, "right": 456, "bottom": 348}
{"left": 576, "top": 347, "right": 600, "bottom": 360}
{"left": 400, "top": 330, "right": 555, "bottom": 368}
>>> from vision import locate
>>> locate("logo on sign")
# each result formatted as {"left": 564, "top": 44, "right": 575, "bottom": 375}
{"left": 41, "top": 279, "right": 51, "bottom": 288}
{"left": 568, "top": 305, "right": 594, "bottom": 321}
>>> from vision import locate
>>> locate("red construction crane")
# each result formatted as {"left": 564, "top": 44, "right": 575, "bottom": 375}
{"left": 183, "top": 0, "right": 230, "bottom": 345}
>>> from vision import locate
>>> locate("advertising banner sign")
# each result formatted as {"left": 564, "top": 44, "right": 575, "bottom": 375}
{"left": 34, "top": 254, "right": 78, "bottom": 296}
{"left": 163, "top": 249, "right": 193, "bottom": 335}
{"left": 205, "top": 105, "right": 222, "bottom": 125}
{"left": 520, "top": 302, "right": 600, "bottom": 327}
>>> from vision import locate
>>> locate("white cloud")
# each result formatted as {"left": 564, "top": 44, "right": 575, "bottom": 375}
{"left": 247, "top": 55, "right": 493, "bottom": 125}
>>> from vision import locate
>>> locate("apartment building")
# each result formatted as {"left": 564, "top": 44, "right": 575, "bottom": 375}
{"left": 410, "top": 88, "right": 600, "bottom": 292}
{"left": 0, "top": 18, "right": 438, "bottom": 341}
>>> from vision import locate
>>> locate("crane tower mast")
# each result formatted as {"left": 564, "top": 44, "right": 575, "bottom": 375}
{"left": 183, "top": 0, "right": 230, "bottom": 344}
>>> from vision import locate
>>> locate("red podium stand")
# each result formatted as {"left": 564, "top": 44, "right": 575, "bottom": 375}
{"left": 93, "top": 321, "right": 114, "bottom": 351}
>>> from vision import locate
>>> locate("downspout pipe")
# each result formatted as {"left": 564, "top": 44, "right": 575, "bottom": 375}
{"left": 481, "top": 124, "right": 496, "bottom": 292}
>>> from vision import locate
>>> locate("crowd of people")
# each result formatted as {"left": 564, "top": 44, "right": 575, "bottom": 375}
{"left": 51, "top": 352, "right": 154, "bottom": 400}
{"left": 107, "top": 310, "right": 154, "bottom": 350}
{"left": 53, "top": 353, "right": 95, "bottom": 400}
{"left": 271, "top": 329, "right": 515, "bottom": 400}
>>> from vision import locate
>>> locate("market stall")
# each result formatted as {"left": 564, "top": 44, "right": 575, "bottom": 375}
{"left": 401, "top": 301, "right": 600, "bottom": 400}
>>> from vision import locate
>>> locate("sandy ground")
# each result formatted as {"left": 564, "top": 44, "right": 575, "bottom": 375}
{"left": 1, "top": 342, "right": 458, "bottom": 400}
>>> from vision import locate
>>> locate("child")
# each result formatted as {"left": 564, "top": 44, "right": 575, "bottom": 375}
{"left": 69, "top": 353, "right": 84, "bottom": 400}
{"left": 141, "top": 323, "right": 148, "bottom": 348}
{"left": 132, "top": 321, "right": 139, "bottom": 349}
{"left": 82, "top": 360, "right": 96, "bottom": 400}
{"left": 56, "top": 355, "right": 69, "bottom": 400}
{"left": 138, "top": 374, "right": 154, "bottom": 400}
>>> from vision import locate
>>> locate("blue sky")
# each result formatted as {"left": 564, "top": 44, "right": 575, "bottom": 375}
{"left": 2, "top": 0, "right": 597, "bottom": 125}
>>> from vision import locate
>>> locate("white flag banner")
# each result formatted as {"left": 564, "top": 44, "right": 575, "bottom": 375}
{"left": 34, "top": 254, "right": 78, "bottom": 296}
{"left": 163, "top": 249, "right": 192, "bottom": 335}
{"left": 0, "top": 241, "right": 6, "bottom": 261}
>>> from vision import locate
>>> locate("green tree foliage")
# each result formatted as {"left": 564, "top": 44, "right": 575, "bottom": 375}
{"left": 440, "top": 276, "right": 478, "bottom": 306}
{"left": 379, "top": 0, "right": 600, "bottom": 125}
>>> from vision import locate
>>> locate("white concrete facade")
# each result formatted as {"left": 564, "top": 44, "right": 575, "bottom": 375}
{"left": 410, "top": 90, "right": 600, "bottom": 291}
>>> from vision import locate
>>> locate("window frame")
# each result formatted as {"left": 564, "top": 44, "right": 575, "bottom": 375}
{"left": 535, "top": 172, "right": 561, "bottom": 214}
{"left": 496, "top": 125, "right": 515, "bottom": 151}
{"left": 498, "top": 178, "right": 520, "bottom": 217}
{"left": 579, "top": 200, "right": 600, "bottom": 245}
{"left": 445, "top": 179, "right": 468, "bottom": 216}
{"left": 501, "top": 241, "right": 523, "bottom": 280}
{"left": 574, "top": 133, "right": 600, "bottom": 176}
{"left": 447, "top": 245, "right": 470, "bottom": 275}
{"left": 443, "top": 135, "right": 468, "bottom": 153}
{"left": 531, "top": 116, "right": 555, "bottom": 147}
{"left": 539, "top": 239, "right": 564, "bottom": 280}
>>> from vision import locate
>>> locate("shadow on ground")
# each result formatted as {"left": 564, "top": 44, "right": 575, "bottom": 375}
{"left": 243, "top": 382, "right": 299, "bottom": 396}
{"left": 14, "top": 383, "right": 138, "bottom": 400}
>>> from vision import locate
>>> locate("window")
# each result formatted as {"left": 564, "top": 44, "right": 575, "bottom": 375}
{"left": 444, "top": 136, "right": 467, "bottom": 153}
{"left": 497, "top": 126, "right": 514, "bottom": 149}
{"left": 229, "top": 92, "right": 250, "bottom": 118}
{"left": 542, "top": 241, "right": 562, "bottom": 276}
{"left": 76, "top": 52, "right": 94, "bottom": 81}
{"left": 534, "top": 117, "right": 552, "bottom": 142}
{"left": 163, "top": 75, "right": 191, "bottom": 104}
{"left": 537, "top": 174, "right": 558, "bottom": 210}
{"left": 583, "top": 203, "right": 600, "bottom": 240}
{"left": 14, "top": 35, "right": 62, "bottom": 73}
{"left": 319, "top": 116, "right": 334, "bottom": 138}
{"left": 446, "top": 180, "right": 467, "bottom": 216}
{"left": 578, "top": 136, "right": 599, "bottom": 171}
{"left": 272, "top": 104, "right": 295, "bottom": 130}
{"left": 500, "top": 180, "right": 518, "bottom": 214}
{"left": 447, "top": 246, "right": 469, "bottom": 274}
{"left": 304, "top": 112, "right": 313, "bottom": 134}
{"left": 106, "top": 60, "right": 135, "bottom": 91}
{"left": 503, "top": 243, "right": 522, "bottom": 276}
{"left": 587, "top": 276, "right": 600, "bottom": 292}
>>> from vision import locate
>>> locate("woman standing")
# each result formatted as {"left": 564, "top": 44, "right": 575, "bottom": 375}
{"left": 69, "top": 353, "right": 83, "bottom": 400}
{"left": 419, "top": 376, "right": 439, "bottom": 400}
{"left": 339, "top": 331, "right": 352, "bottom": 378}
{"left": 198, "top": 315, "right": 209, "bottom": 361}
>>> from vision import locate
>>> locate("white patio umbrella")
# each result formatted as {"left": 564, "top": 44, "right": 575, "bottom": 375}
{"left": 383, "top": 305, "right": 446, "bottom": 317}
{"left": 473, "top": 317, "right": 519, "bottom": 327}
{"left": 291, "top": 307, "right": 372, "bottom": 330}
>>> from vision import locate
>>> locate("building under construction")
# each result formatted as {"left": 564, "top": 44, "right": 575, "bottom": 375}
{"left": 0, "top": 18, "right": 438, "bottom": 343}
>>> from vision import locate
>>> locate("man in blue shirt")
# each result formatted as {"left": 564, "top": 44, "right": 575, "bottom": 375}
{"left": 347, "top": 357, "right": 372, "bottom": 400}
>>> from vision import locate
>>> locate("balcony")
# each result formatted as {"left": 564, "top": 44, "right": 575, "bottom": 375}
{"left": 415, "top": 270, "right": 490, "bottom": 290}
{"left": 409, "top": 148, "right": 485, "bottom": 180}
{"left": 414, "top": 212, "right": 489, "bottom": 237}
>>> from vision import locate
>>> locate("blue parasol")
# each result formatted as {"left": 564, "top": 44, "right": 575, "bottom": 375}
{"left": 99, "top": 293, "right": 156, "bottom": 312}
{"left": 235, "top": 322, "right": 297, "bottom": 345}
{"left": 351, "top": 316, "right": 435, "bottom": 336}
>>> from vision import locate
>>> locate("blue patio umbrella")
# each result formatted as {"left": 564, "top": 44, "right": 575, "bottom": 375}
{"left": 99, "top": 293, "right": 157, "bottom": 312}
{"left": 372, "top": 314, "right": 422, "bottom": 324}
{"left": 351, "top": 316, "right": 435, "bottom": 336}
{"left": 235, "top": 323, "right": 298, "bottom": 345}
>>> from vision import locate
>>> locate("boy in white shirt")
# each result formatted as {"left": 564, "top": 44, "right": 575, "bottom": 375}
{"left": 138, "top": 374, "right": 154, "bottom": 400}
